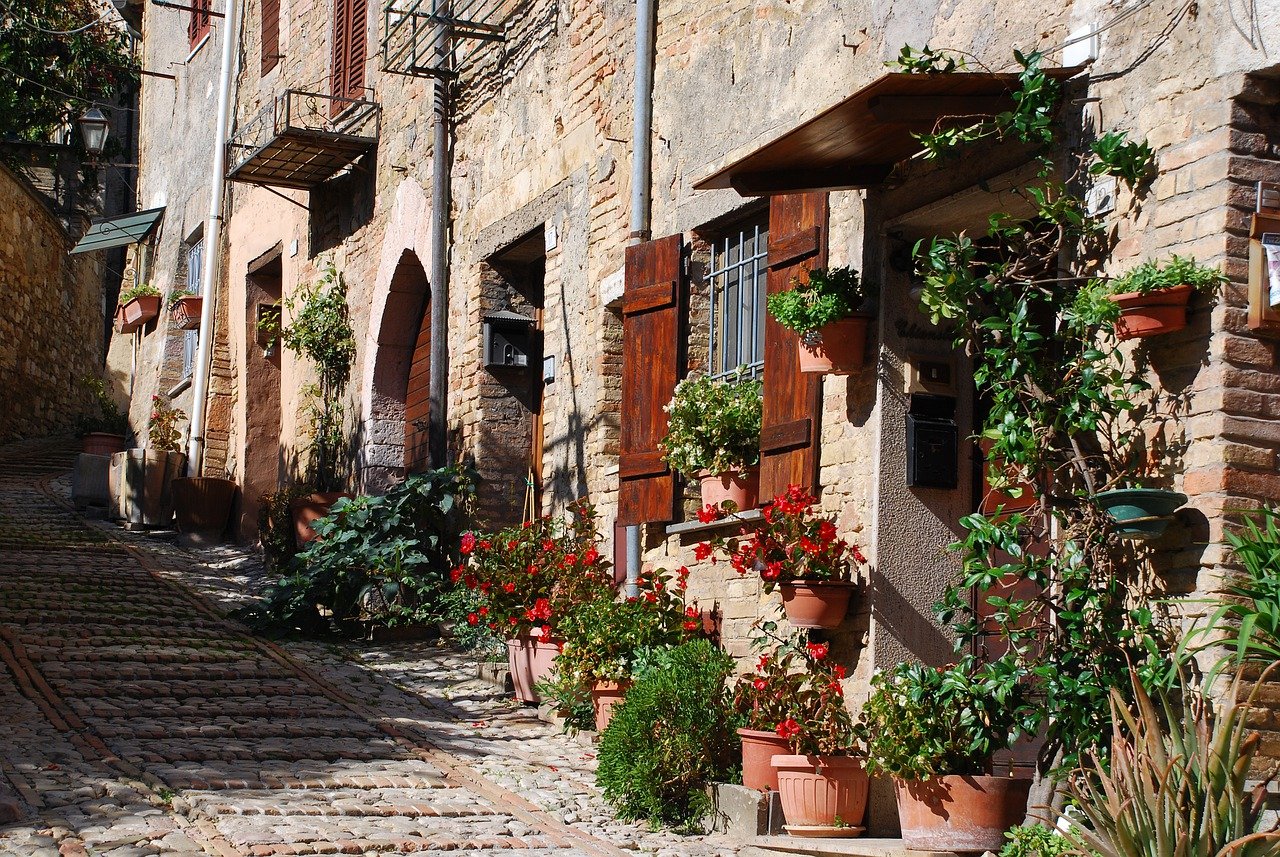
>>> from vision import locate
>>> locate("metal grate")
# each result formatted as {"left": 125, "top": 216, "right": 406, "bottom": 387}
{"left": 380, "top": 0, "right": 513, "bottom": 79}
{"left": 226, "top": 88, "right": 379, "bottom": 189}
{"left": 707, "top": 220, "right": 769, "bottom": 379}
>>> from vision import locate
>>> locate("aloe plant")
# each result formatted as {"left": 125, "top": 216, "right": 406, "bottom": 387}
{"left": 1063, "top": 671, "right": 1280, "bottom": 857}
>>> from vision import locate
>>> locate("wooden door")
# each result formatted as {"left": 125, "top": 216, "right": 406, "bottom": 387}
{"left": 405, "top": 297, "right": 431, "bottom": 473}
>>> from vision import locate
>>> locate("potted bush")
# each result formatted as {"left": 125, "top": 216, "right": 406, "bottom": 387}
{"left": 700, "top": 485, "right": 864, "bottom": 629}
{"left": 767, "top": 265, "right": 875, "bottom": 374}
{"left": 74, "top": 376, "right": 130, "bottom": 456}
{"left": 117, "top": 283, "right": 162, "bottom": 332}
{"left": 168, "top": 287, "right": 203, "bottom": 330}
{"left": 1093, "top": 256, "right": 1224, "bottom": 340}
{"left": 858, "top": 657, "right": 1035, "bottom": 852}
{"left": 110, "top": 395, "right": 187, "bottom": 526}
{"left": 461, "top": 500, "right": 616, "bottom": 704}
{"left": 661, "top": 371, "right": 763, "bottom": 510}
{"left": 734, "top": 634, "right": 865, "bottom": 834}
{"left": 545, "top": 567, "right": 703, "bottom": 731}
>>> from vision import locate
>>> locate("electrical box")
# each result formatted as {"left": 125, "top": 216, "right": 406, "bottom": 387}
{"left": 483, "top": 310, "right": 536, "bottom": 369}
{"left": 906, "top": 394, "right": 958, "bottom": 489}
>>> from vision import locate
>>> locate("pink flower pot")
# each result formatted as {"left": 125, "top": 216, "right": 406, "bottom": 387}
{"left": 121, "top": 295, "right": 161, "bottom": 328}
{"left": 797, "top": 314, "right": 873, "bottom": 374}
{"left": 772, "top": 754, "right": 868, "bottom": 834}
{"left": 779, "top": 580, "right": 855, "bottom": 629}
{"left": 506, "top": 629, "right": 560, "bottom": 704}
{"left": 591, "top": 680, "right": 629, "bottom": 732}
{"left": 699, "top": 467, "right": 759, "bottom": 511}
{"left": 739, "top": 727, "right": 790, "bottom": 791}
{"left": 895, "top": 775, "right": 1031, "bottom": 852}
{"left": 1109, "top": 284, "right": 1193, "bottom": 340}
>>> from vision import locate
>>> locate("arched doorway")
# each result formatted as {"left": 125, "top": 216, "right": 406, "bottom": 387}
{"left": 363, "top": 249, "right": 430, "bottom": 492}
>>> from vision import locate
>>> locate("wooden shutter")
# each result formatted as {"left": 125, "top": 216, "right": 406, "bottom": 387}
{"left": 331, "top": 0, "right": 351, "bottom": 104}
{"left": 188, "top": 0, "right": 211, "bottom": 46}
{"left": 618, "top": 234, "right": 685, "bottom": 526}
{"left": 759, "top": 192, "right": 828, "bottom": 500}
{"left": 261, "top": 0, "right": 280, "bottom": 75}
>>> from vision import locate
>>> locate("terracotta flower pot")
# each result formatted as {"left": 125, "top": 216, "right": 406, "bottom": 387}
{"left": 121, "top": 295, "right": 161, "bottom": 329}
{"left": 506, "top": 629, "right": 560, "bottom": 704}
{"left": 290, "top": 491, "right": 354, "bottom": 546}
{"left": 113, "top": 305, "right": 135, "bottom": 334}
{"left": 172, "top": 476, "right": 237, "bottom": 546}
{"left": 772, "top": 754, "right": 868, "bottom": 835}
{"left": 895, "top": 774, "right": 1031, "bottom": 852}
{"left": 170, "top": 295, "right": 203, "bottom": 330}
{"left": 1108, "top": 284, "right": 1193, "bottom": 340}
{"left": 739, "top": 727, "right": 791, "bottom": 791}
{"left": 797, "top": 313, "right": 873, "bottom": 375}
{"left": 778, "top": 580, "right": 855, "bottom": 629}
{"left": 82, "top": 432, "right": 127, "bottom": 456}
{"left": 590, "top": 680, "right": 630, "bottom": 732}
{"left": 698, "top": 467, "right": 759, "bottom": 511}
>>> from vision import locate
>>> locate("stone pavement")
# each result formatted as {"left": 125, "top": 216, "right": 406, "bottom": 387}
{"left": 0, "top": 439, "right": 743, "bottom": 857}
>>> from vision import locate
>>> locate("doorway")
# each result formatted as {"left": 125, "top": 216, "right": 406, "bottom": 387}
{"left": 242, "top": 246, "right": 284, "bottom": 538}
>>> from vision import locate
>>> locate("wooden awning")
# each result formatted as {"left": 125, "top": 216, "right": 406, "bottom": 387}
{"left": 694, "top": 69, "right": 1080, "bottom": 197}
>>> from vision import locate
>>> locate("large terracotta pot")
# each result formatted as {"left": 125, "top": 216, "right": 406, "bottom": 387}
{"left": 590, "top": 680, "right": 629, "bottom": 732}
{"left": 698, "top": 467, "right": 759, "bottom": 512}
{"left": 170, "top": 295, "right": 203, "bottom": 330}
{"left": 121, "top": 295, "right": 161, "bottom": 329}
{"left": 1109, "top": 284, "right": 1193, "bottom": 340}
{"left": 778, "top": 580, "right": 855, "bottom": 629}
{"left": 82, "top": 432, "right": 127, "bottom": 456}
{"left": 172, "top": 477, "right": 238, "bottom": 546}
{"left": 108, "top": 449, "right": 187, "bottom": 526}
{"left": 895, "top": 774, "right": 1032, "bottom": 852}
{"left": 772, "top": 754, "right": 868, "bottom": 835}
{"left": 290, "top": 491, "right": 354, "bottom": 546}
{"left": 506, "top": 629, "right": 560, "bottom": 704}
{"left": 797, "top": 313, "right": 873, "bottom": 375}
{"left": 739, "top": 727, "right": 790, "bottom": 791}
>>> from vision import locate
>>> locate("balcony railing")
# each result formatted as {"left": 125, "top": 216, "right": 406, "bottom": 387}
{"left": 226, "top": 88, "right": 380, "bottom": 190}
{"left": 380, "top": 0, "right": 513, "bottom": 79}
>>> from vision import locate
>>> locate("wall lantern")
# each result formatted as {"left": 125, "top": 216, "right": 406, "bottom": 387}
{"left": 78, "top": 108, "right": 110, "bottom": 160}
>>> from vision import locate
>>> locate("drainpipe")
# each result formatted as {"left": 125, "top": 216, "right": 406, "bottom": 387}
{"left": 186, "top": 0, "right": 242, "bottom": 475}
{"left": 624, "top": 0, "right": 656, "bottom": 596}
{"left": 427, "top": 2, "right": 451, "bottom": 468}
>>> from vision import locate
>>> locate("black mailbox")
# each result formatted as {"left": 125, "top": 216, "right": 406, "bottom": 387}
{"left": 483, "top": 310, "right": 536, "bottom": 369}
{"left": 906, "top": 394, "right": 958, "bottom": 489}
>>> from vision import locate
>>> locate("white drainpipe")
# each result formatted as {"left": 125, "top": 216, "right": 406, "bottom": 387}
{"left": 186, "top": 0, "right": 242, "bottom": 475}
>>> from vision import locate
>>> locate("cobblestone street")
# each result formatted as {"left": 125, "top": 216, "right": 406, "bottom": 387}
{"left": 0, "top": 440, "right": 742, "bottom": 857}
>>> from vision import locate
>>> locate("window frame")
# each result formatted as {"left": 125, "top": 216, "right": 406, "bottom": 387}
{"left": 182, "top": 238, "right": 204, "bottom": 379}
{"left": 705, "top": 214, "right": 769, "bottom": 380}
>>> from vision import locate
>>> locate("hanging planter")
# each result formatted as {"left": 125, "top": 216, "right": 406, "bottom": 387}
{"left": 895, "top": 775, "right": 1031, "bottom": 852}
{"left": 698, "top": 466, "right": 759, "bottom": 511}
{"left": 1093, "top": 488, "right": 1187, "bottom": 539}
{"left": 1109, "top": 284, "right": 1193, "bottom": 340}
{"left": 796, "top": 313, "right": 873, "bottom": 374}
{"left": 778, "top": 580, "right": 856, "bottom": 629}
{"left": 772, "top": 755, "right": 868, "bottom": 836}
{"left": 120, "top": 293, "right": 161, "bottom": 329}
{"left": 767, "top": 266, "right": 876, "bottom": 376}
{"left": 170, "top": 294, "right": 203, "bottom": 330}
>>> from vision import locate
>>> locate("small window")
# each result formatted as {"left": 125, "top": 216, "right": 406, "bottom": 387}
{"left": 261, "top": 0, "right": 281, "bottom": 75}
{"left": 707, "top": 215, "right": 769, "bottom": 378}
{"left": 188, "top": 0, "right": 212, "bottom": 48}
{"left": 183, "top": 239, "right": 204, "bottom": 378}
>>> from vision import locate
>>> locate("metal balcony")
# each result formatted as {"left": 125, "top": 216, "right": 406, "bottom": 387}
{"left": 226, "top": 89, "right": 380, "bottom": 190}
{"left": 381, "top": 0, "right": 514, "bottom": 79}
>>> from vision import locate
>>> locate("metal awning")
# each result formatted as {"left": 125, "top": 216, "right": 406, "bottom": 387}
{"left": 694, "top": 69, "right": 1080, "bottom": 197}
{"left": 70, "top": 207, "right": 165, "bottom": 254}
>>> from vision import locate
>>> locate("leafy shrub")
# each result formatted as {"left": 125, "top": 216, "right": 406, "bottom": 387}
{"left": 1105, "top": 256, "right": 1225, "bottom": 297}
{"left": 74, "top": 375, "right": 130, "bottom": 437}
{"left": 1000, "top": 824, "right": 1073, "bottom": 857}
{"left": 239, "top": 467, "right": 473, "bottom": 636}
{"left": 766, "top": 266, "right": 872, "bottom": 341}
{"left": 660, "top": 371, "right": 762, "bottom": 480}
{"left": 257, "top": 483, "right": 315, "bottom": 574}
{"left": 857, "top": 655, "right": 1034, "bottom": 780}
{"left": 147, "top": 395, "right": 185, "bottom": 453}
{"left": 596, "top": 640, "right": 740, "bottom": 828}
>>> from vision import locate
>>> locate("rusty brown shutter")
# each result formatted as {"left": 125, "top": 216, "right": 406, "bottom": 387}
{"left": 261, "top": 0, "right": 280, "bottom": 75}
{"left": 188, "top": 0, "right": 211, "bottom": 46}
{"left": 618, "top": 234, "right": 685, "bottom": 527}
{"left": 331, "top": 0, "right": 351, "bottom": 103}
{"left": 346, "top": 0, "right": 367, "bottom": 98}
{"left": 759, "top": 192, "right": 828, "bottom": 499}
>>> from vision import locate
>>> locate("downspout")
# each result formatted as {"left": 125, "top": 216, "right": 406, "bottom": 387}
{"left": 186, "top": 0, "right": 242, "bottom": 474}
{"left": 624, "top": 0, "right": 656, "bottom": 596}
{"left": 427, "top": 3, "right": 451, "bottom": 467}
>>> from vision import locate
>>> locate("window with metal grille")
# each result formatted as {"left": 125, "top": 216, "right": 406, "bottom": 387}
{"left": 707, "top": 216, "right": 769, "bottom": 379}
{"left": 183, "top": 239, "right": 204, "bottom": 378}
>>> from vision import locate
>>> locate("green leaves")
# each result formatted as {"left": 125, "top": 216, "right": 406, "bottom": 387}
{"left": 766, "top": 266, "right": 871, "bottom": 337}
{"left": 1090, "top": 131, "right": 1156, "bottom": 189}
{"left": 660, "top": 370, "right": 762, "bottom": 478}
{"left": 280, "top": 264, "right": 356, "bottom": 392}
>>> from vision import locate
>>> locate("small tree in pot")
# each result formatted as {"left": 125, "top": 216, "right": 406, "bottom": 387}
{"left": 767, "top": 266, "right": 876, "bottom": 374}
{"left": 661, "top": 370, "right": 762, "bottom": 510}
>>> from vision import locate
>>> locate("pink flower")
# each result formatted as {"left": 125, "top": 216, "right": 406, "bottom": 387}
{"left": 460, "top": 533, "right": 476, "bottom": 555}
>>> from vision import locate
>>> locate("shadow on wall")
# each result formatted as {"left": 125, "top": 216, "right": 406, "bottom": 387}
{"left": 457, "top": 0, "right": 561, "bottom": 120}
{"left": 868, "top": 564, "right": 954, "bottom": 667}
{"left": 310, "top": 149, "right": 377, "bottom": 257}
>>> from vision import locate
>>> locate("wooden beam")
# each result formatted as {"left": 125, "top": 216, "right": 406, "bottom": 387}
{"left": 867, "top": 94, "right": 1015, "bottom": 126}
{"left": 729, "top": 164, "right": 893, "bottom": 197}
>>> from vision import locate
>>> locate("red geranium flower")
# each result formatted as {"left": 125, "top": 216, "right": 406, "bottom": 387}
{"left": 776, "top": 718, "right": 802, "bottom": 739}
{"left": 694, "top": 542, "right": 713, "bottom": 561}
{"left": 460, "top": 532, "right": 477, "bottom": 555}
{"left": 806, "top": 642, "right": 828, "bottom": 661}
{"left": 697, "top": 505, "right": 721, "bottom": 524}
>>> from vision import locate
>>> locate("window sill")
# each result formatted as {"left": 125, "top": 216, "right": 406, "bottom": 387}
{"left": 665, "top": 508, "right": 763, "bottom": 537}
{"left": 167, "top": 377, "right": 192, "bottom": 398}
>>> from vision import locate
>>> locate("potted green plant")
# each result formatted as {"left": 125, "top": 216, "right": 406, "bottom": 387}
{"left": 461, "top": 499, "right": 616, "bottom": 703}
{"left": 858, "top": 657, "right": 1035, "bottom": 852}
{"left": 74, "top": 375, "right": 130, "bottom": 456}
{"left": 545, "top": 566, "right": 703, "bottom": 731}
{"left": 1093, "top": 255, "right": 1224, "bottom": 340}
{"left": 700, "top": 484, "right": 864, "bottom": 629}
{"left": 661, "top": 371, "right": 763, "bottom": 510}
{"left": 733, "top": 634, "right": 865, "bottom": 834}
{"left": 767, "top": 266, "right": 875, "bottom": 374}
{"left": 117, "top": 283, "right": 162, "bottom": 332}
{"left": 168, "top": 287, "right": 202, "bottom": 330}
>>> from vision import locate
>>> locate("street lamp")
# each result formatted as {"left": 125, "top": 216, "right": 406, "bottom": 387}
{"left": 77, "top": 108, "right": 110, "bottom": 160}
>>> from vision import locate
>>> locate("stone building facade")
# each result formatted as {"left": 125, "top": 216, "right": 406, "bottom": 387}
{"left": 0, "top": 164, "right": 106, "bottom": 443}
{"left": 120, "top": 0, "right": 1280, "bottom": 800}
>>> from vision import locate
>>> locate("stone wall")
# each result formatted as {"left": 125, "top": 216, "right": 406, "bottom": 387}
{"left": 0, "top": 164, "right": 104, "bottom": 443}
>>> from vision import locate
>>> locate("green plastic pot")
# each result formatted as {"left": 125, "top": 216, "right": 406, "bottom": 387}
{"left": 1093, "top": 488, "right": 1187, "bottom": 539}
